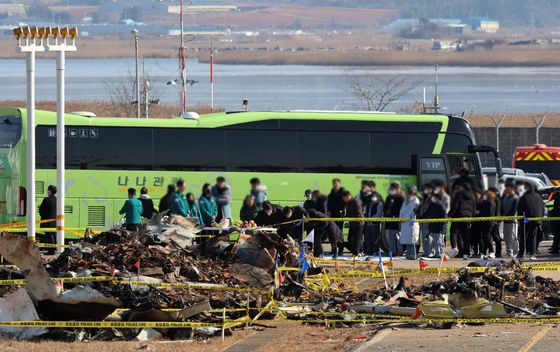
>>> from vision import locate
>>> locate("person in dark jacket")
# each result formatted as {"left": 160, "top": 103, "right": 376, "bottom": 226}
{"left": 159, "top": 184, "right": 176, "bottom": 214}
{"left": 240, "top": 195, "right": 259, "bottom": 222}
{"left": 449, "top": 183, "right": 477, "bottom": 259}
{"left": 212, "top": 176, "right": 232, "bottom": 222}
{"left": 452, "top": 168, "right": 475, "bottom": 189}
{"left": 327, "top": 178, "right": 346, "bottom": 231}
{"left": 39, "top": 184, "right": 57, "bottom": 252}
{"left": 254, "top": 201, "right": 283, "bottom": 227}
{"left": 363, "top": 181, "right": 384, "bottom": 256}
{"left": 517, "top": 183, "right": 545, "bottom": 260}
{"left": 139, "top": 187, "right": 155, "bottom": 220}
{"left": 39, "top": 185, "right": 57, "bottom": 228}
{"left": 302, "top": 189, "right": 314, "bottom": 211}
{"left": 343, "top": 191, "right": 364, "bottom": 256}
{"left": 426, "top": 193, "right": 447, "bottom": 258}
{"left": 480, "top": 189, "right": 499, "bottom": 258}
{"left": 311, "top": 190, "right": 328, "bottom": 214}
{"left": 469, "top": 189, "right": 484, "bottom": 257}
{"left": 549, "top": 189, "right": 560, "bottom": 254}
{"left": 306, "top": 208, "right": 343, "bottom": 258}
{"left": 384, "top": 182, "right": 404, "bottom": 255}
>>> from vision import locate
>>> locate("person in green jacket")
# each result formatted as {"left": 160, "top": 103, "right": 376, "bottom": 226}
{"left": 186, "top": 192, "right": 203, "bottom": 225}
{"left": 240, "top": 195, "right": 259, "bottom": 222}
{"left": 119, "top": 188, "right": 143, "bottom": 231}
{"left": 198, "top": 183, "right": 218, "bottom": 226}
{"left": 171, "top": 180, "right": 190, "bottom": 217}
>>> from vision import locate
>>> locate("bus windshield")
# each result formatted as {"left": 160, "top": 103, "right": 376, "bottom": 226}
{"left": 0, "top": 116, "right": 22, "bottom": 148}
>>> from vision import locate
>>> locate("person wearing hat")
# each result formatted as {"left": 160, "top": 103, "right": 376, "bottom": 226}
{"left": 303, "top": 189, "right": 314, "bottom": 210}
{"left": 399, "top": 185, "right": 421, "bottom": 259}
{"left": 39, "top": 184, "right": 57, "bottom": 253}
{"left": 384, "top": 181, "right": 405, "bottom": 255}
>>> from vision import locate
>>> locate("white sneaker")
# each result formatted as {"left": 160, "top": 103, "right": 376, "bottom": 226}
{"left": 449, "top": 248, "right": 459, "bottom": 258}
{"left": 530, "top": 256, "right": 537, "bottom": 261}
{"left": 463, "top": 254, "right": 469, "bottom": 260}
{"left": 488, "top": 253, "right": 496, "bottom": 259}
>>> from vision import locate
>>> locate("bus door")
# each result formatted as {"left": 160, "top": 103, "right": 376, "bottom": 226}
{"left": 417, "top": 155, "right": 450, "bottom": 190}
{"left": 446, "top": 153, "right": 482, "bottom": 190}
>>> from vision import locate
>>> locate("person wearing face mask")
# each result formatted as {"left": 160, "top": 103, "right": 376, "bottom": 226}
{"left": 185, "top": 192, "right": 203, "bottom": 226}
{"left": 363, "top": 181, "right": 384, "bottom": 256}
{"left": 198, "top": 184, "right": 217, "bottom": 226}
{"left": 384, "top": 182, "right": 405, "bottom": 255}
{"left": 497, "top": 179, "right": 506, "bottom": 198}
{"left": 501, "top": 183, "right": 519, "bottom": 257}
{"left": 420, "top": 183, "right": 435, "bottom": 257}
{"left": 399, "top": 185, "right": 421, "bottom": 259}
{"left": 425, "top": 192, "right": 447, "bottom": 258}
{"left": 516, "top": 180, "right": 526, "bottom": 196}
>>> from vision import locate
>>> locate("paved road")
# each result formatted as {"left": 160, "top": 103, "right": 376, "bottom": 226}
{"left": 353, "top": 323, "right": 559, "bottom": 352}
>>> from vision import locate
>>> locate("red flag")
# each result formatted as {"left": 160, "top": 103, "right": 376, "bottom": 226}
{"left": 412, "top": 306, "right": 422, "bottom": 320}
{"left": 278, "top": 270, "right": 284, "bottom": 284}
{"left": 442, "top": 255, "right": 447, "bottom": 262}
{"left": 134, "top": 260, "right": 140, "bottom": 269}
{"left": 419, "top": 260, "right": 428, "bottom": 269}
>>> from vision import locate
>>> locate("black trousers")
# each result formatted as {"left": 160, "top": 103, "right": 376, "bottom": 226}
{"left": 348, "top": 226, "right": 364, "bottom": 256}
{"left": 481, "top": 224, "right": 494, "bottom": 255}
{"left": 453, "top": 222, "right": 471, "bottom": 256}
{"left": 492, "top": 224, "right": 502, "bottom": 257}
{"left": 470, "top": 223, "right": 482, "bottom": 255}
{"left": 313, "top": 230, "right": 324, "bottom": 257}
{"left": 551, "top": 221, "right": 560, "bottom": 253}
{"left": 364, "top": 224, "right": 381, "bottom": 256}
{"left": 126, "top": 224, "right": 139, "bottom": 232}
{"left": 518, "top": 222, "right": 539, "bottom": 257}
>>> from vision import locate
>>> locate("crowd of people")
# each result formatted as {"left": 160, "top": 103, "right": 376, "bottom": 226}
{"left": 40, "top": 173, "right": 560, "bottom": 261}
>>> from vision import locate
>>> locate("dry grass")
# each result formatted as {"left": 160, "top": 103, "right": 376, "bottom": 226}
{"left": 200, "top": 46, "right": 560, "bottom": 67}
{"left": 0, "top": 330, "right": 253, "bottom": 352}
{"left": 3, "top": 33, "right": 560, "bottom": 67}
{"left": 0, "top": 100, "right": 221, "bottom": 118}
{"left": 254, "top": 321, "right": 369, "bottom": 352}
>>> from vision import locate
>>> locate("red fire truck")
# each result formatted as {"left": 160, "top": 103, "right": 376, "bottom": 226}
{"left": 513, "top": 144, "right": 560, "bottom": 186}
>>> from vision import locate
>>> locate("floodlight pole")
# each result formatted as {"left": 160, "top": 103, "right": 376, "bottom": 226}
{"left": 46, "top": 27, "right": 77, "bottom": 253}
{"left": 131, "top": 29, "right": 140, "bottom": 118}
{"left": 15, "top": 27, "right": 45, "bottom": 240}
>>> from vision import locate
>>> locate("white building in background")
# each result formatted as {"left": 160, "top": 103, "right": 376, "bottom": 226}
{"left": 0, "top": 3, "right": 25, "bottom": 17}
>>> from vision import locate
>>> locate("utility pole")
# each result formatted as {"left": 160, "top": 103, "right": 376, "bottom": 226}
{"left": 434, "top": 64, "right": 439, "bottom": 114}
{"left": 179, "top": 0, "right": 187, "bottom": 115}
{"left": 131, "top": 29, "right": 140, "bottom": 118}
{"left": 210, "top": 38, "right": 215, "bottom": 113}
{"left": 45, "top": 27, "right": 77, "bottom": 253}
{"left": 491, "top": 114, "right": 507, "bottom": 152}
{"left": 13, "top": 26, "right": 44, "bottom": 240}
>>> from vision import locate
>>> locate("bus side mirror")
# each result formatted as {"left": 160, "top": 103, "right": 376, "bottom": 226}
{"left": 469, "top": 145, "right": 504, "bottom": 179}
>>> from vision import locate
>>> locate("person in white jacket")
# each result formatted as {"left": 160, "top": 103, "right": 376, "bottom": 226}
{"left": 400, "top": 185, "right": 421, "bottom": 259}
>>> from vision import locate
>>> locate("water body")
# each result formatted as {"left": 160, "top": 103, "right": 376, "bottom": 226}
{"left": 1, "top": 58, "right": 560, "bottom": 114}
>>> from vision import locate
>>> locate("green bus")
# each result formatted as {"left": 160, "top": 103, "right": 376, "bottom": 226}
{"left": 0, "top": 108, "right": 497, "bottom": 233}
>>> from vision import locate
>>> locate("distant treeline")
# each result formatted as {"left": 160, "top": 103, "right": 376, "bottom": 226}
{"left": 285, "top": 0, "right": 560, "bottom": 27}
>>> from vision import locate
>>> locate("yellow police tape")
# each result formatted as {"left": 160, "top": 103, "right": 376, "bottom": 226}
{"left": 0, "top": 317, "right": 251, "bottom": 329}
{"left": 274, "top": 216, "right": 560, "bottom": 227}
{"left": 36, "top": 243, "right": 70, "bottom": 249}
{"left": 2, "top": 315, "right": 560, "bottom": 329}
